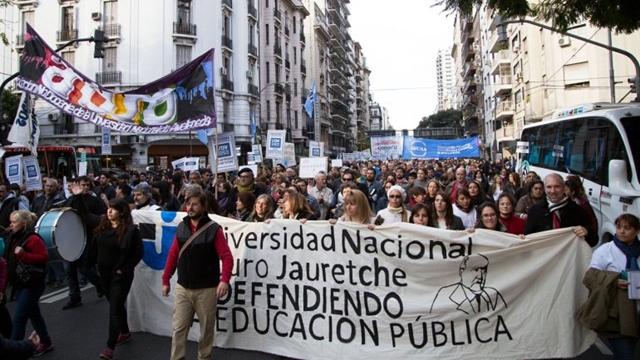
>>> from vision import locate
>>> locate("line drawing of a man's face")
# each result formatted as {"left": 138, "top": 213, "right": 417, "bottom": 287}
{"left": 459, "top": 255, "right": 489, "bottom": 294}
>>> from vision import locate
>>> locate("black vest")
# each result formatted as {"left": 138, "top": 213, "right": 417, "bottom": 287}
{"left": 175, "top": 216, "right": 221, "bottom": 289}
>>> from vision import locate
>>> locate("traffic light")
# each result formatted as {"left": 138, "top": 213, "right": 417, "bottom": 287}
{"left": 628, "top": 77, "right": 638, "bottom": 93}
{"left": 93, "top": 29, "right": 108, "bottom": 59}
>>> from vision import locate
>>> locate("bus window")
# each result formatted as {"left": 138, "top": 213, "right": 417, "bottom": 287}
{"left": 620, "top": 116, "right": 640, "bottom": 183}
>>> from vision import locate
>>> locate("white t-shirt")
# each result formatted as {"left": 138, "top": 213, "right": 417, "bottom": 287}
{"left": 590, "top": 241, "right": 640, "bottom": 272}
{"left": 453, "top": 206, "right": 477, "bottom": 229}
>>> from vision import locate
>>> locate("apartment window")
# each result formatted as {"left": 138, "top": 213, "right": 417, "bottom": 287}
{"left": 267, "top": 101, "right": 271, "bottom": 121}
{"left": 62, "top": 7, "right": 74, "bottom": 31}
{"left": 266, "top": 0, "right": 269, "bottom": 7}
{"left": 176, "top": 45, "right": 192, "bottom": 68}
{"left": 294, "top": 79, "right": 298, "bottom": 96}
{"left": 177, "top": 0, "right": 191, "bottom": 26}
{"left": 514, "top": 90, "right": 522, "bottom": 104}
{"left": 248, "top": 23, "right": 255, "bottom": 45}
{"left": 293, "top": 47, "right": 297, "bottom": 64}
{"left": 295, "top": 110, "right": 298, "bottom": 128}
{"left": 293, "top": 16, "right": 297, "bottom": 33}
{"left": 62, "top": 51, "right": 75, "bottom": 67}
{"left": 103, "top": 47, "right": 117, "bottom": 73}
{"left": 266, "top": 62, "right": 270, "bottom": 82}
{"left": 223, "top": 15, "right": 230, "bottom": 37}
{"left": 21, "top": 10, "right": 34, "bottom": 33}
{"left": 104, "top": 0, "right": 117, "bottom": 24}
{"left": 266, "top": 24, "right": 269, "bottom": 45}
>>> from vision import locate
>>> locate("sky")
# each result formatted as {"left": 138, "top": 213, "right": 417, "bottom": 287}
{"left": 348, "top": 0, "right": 455, "bottom": 130}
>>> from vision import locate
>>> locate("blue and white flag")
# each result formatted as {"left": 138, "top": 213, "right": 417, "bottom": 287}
{"left": 304, "top": 80, "right": 316, "bottom": 118}
{"left": 8, "top": 92, "right": 39, "bottom": 156}
{"left": 196, "top": 128, "right": 213, "bottom": 145}
{"left": 250, "top": 108, "right": 256, "bottom": 145}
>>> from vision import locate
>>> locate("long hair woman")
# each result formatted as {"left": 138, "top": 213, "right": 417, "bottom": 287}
{"left": 230, "top": 192, "right": 255, "bottom": 222}
{"left": 6, "top": 210, "right": 53, "bottom": 356}
{"left": 409, "top": 203, "right": 434, "bottom": 227}
{"left": 246, "top": 194, "right": 275, "bottom": 222}
{"left": 152, "top": 180, "right": 181, "bottom": 211}
{"left": 432, "top": 191, "right": 465, "bottom": 230}
{"left": 565, "top": 175, "right": 598, "bottom": 231}
{"left": 468, "top": 180, "right": 492, "bottom": 207}
{"left": 474, "top": 202, "right": 507, "bottom": 232}
{"left": 376, "top": 185, "right": 411, "bottom": 224}
{"left": 329, "top": 190, "right": 374, "bottom": 225}
{"left": 425, "top": 179, "right": 441, "bottom": 208}
{"left": 93, "top": 198, "right": 144, "bottom": 360}
{"left": 283, "top": 193, "right": 314, "bottom": 221}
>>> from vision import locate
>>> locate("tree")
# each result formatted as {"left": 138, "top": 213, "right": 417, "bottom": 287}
{"left": 436, "top": 0, "right": 640, "bottom": 34}
{"left": 417, "top": 109, "right": 463, "bottom": 129}
{"left": 1, "top": 89, "right": 20, "bottom": 123}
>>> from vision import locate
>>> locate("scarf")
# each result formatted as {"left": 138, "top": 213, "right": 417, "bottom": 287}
{"left": 455, "top": 203, "right": 474, "bottom": 214}
{"left": 547, "top": 195, "right": 569, "bottom": 228}
{"left": 613, "top": 235, "right": 640, "bottom": 270}
{"left": 387, "top": 205, "right": 408, "bottom": 222}
{"left": 237, "top": 184, "right": 253, "bottom": 193}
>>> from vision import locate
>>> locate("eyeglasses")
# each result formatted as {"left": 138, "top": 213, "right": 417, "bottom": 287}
{"left": 388, "top": 195, "right": 402, "bottom": 199}
{"left": 342, "top": 177, "right": 353, "bottom": 181}
{"left": 239, "top": 175, "right": 251, "bottom": 179}
{"left": 482, "top": 213, "right": 497, "bottom": 218}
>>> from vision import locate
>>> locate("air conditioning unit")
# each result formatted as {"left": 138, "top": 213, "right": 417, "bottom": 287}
{"left": 473, "top": 74, "right": 481, "bottom": 82}
{"left": 512, "top": 45, "right": 520, "bottom": 52}
{"left": 319, "top": 49, "right": 325, "bottom": 57}
{"left": 91, "top": 12, "right": 101, "bottom": 21}
{"left": 246, "top": 70, "right": 253, "bottom": 78}
{"left": 558, "top": 37, "right": 571, "bottom": 47}
{"left": 472, "top": 44, "right": 479, "bottom": 51}
{"left": 475, "top": 109, "right": 483, "bottom": 115}
{"left": 47, "top": 113, "right": 59, "bottom": 122}
{"left": 220, "top": 67, "right": 227, "bottom": 76}
{"left": 516, "top": 72, "right": 523, "bottom": 81}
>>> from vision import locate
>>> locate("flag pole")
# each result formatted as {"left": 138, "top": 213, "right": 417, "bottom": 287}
{"left": 211, "top": 128, "right": 219, "bottom": 200}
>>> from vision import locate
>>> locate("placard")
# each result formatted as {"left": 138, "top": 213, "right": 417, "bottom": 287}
{"left": 171, "top": 157, "right": 199, "bottom": 172}
{"left": 298, "top": 157, "right": 328, "bottom": 178}
{"left": 331, "top": 159, "right": 343, "bottom": 168}
{"left": 266, "top": 130, "right": 286, "bottom": 159}
{"left": 78, "top": 161, "right": 88, "bottom": 177}
{"left": 22, "top": 155, "right": 42, "bottom": 191}
{"left": 5, "top": 155, "right": 23, "bottom": 185}
{"left": 248, "top": 144, "right": 263, "bottom": 164}
{"left": 213, "top": 132, "right": 239, "bottom": 173}
{"left": 309, "top": 141, "right": 323, "bottom": 158}
{"left": 284, "top": 142, "right": 296, "bottom": 166}
{"left": 628, "top": 270, "right": 640, "bottom": 300}
{"left": 516, "top": 141, "right": 529, "bottom": 154}
{"left": 102, "top": 127, "right": 112, "bottom": 155}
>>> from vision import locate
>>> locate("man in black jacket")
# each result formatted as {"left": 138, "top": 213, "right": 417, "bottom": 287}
{"left": 524, "top": 173, "right": 598, "bottom": 246}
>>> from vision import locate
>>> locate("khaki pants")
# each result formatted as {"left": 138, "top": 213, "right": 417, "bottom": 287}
{"left": 170, "top": 284, "right": 218, "bottom": 360}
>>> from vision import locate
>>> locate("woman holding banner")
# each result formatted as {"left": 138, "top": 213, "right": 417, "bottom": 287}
{"left": 432, "top": 192, "right": 465, "bottom": 230}
{"left": 375, "top": 185, "right": 410, "bottom": 224}
{"left": 580, "top": 214, "right": 640, "bottom": 360}
{"left": 329, "top": 190, "right": 375, "bottom": 227}
{"left": 246, "top": 194, "right": 275, "bottom": 222}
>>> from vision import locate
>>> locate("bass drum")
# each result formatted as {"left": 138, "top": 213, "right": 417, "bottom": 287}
{"left": 35, "top": 209, "right": 87, "bottom": 262}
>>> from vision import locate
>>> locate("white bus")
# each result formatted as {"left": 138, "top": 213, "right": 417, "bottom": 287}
{"left": 519, "top": 102, "right": 640, "bottom": 245}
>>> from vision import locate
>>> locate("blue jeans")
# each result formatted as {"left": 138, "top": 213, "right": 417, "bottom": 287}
{"left": 64, "top": 257, "right": 101, "bottom": 302}
{"left": 10, "top": 279, "right": 52, "bottom": 344}
{"left": 608, "top": 336, "right": 638, "bottom": 360}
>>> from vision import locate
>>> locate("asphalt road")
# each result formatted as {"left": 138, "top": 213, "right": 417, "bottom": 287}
{"left": 2, "top": 283, "right": 632, "bottom": 360}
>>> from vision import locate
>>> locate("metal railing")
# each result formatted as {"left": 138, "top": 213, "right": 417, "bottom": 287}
{"left": 96, "top": 71, "right": 122, "bottom": 85}
{"left": 53, "top": 123, "right": 78, "bottom": 135}
{"left": 248, "top": 43, "right": 257, "bottom": 57}
{"left": 57, "top": 28, "right": 77, "bottom": 42}
{"left": 221, "top": 35, "right": 233, "bottom": 49}
{"left": 221, "top": 79, "right": 234, "bottom": 92}
{"left": 247, "top": 3, "right": 257, "bottom": 18}
{"left": 99, "top": 24, "right": 121, "bottom": 38}
{"left": 173, "top": 22, "right": 197, "bottom": 36}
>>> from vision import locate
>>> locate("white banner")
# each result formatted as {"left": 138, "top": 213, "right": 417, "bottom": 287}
{"left": 128, "top": 212, "right": 596, "bottom": 359}
{"left": 5, "top": 155, "right": 23, "bottom": 185}
{"left": 8, "top": 92, "right": 39, "bottom": 156}
{"left": 266, "top": 130, "right": 286, "bottom": 159}
{"left": 102, "top": 127, "right": 112, "bottom": 155}
{"left": 331, "top": 159, "right": 343, "bottom": 168}
{"left": 298, "top": 157, "right": 328, "bottom": 178}
{"left": 247, "top": 144, "right": 263, "bottom": 164}
{"left": 171, "top": 157, "right": 199, "bottom": 172}
{"left": 213, "top": 132, "right": 238, "bottom": 173}
{"left": 370, "top": 136, "right": 404, "bottom": 160}
{"left": 22, "top": 155, "right": 42, "bottom": 191}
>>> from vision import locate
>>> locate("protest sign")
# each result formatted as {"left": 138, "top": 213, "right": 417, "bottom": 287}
{"left": 266, "top": 130, "right": 286, "bottom": 158}
{"left": 5, "top": 155, "right": 23, "bottom": 185}
{"left": 22, "top": 155, "right": 42, "bottom": 191}
{"left": 128, "top": 212, "right": 596, "bottom": 360}
{"left": 214, "top": 132, "right": 238, "bottom": 173}
{"left": 299, "top": 157, "right": 328, "bottom": 178}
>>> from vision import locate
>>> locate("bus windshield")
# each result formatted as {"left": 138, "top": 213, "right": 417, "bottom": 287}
{"left": 620, "top": 116, "right": 640, "bottom": 182}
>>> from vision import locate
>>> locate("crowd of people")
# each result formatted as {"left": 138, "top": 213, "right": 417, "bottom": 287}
{"left": 0, "top": 156, "right": 637, "bottom": 359}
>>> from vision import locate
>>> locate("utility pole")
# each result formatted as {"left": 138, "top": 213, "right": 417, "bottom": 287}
{"left": 496, "top": 17, "right": 640, "bottom": 103}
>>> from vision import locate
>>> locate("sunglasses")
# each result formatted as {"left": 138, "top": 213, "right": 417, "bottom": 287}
{"left": 388, "top": 194, "right": 402, "bottom": 199}
{"left": 342, "top": 178, "right": 353, "bottom": 181}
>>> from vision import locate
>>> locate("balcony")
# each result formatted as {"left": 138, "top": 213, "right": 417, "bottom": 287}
{"left": 329, "top": 37, "right": 347, "bottom": 55}
{"left": 274, "top": 83, "right": 284, "bottom": 96}
{"left": 496, "top": 125, "right": 515, "bottom": 141}
{"left": 285, "top": 26, "right": 290, "bottom": 37}
{"left": 285, "top": 58, "right": 290, "bottom": 69}
{"left": 57, "top": 28, "right": 77, "bottom": 42}
{"left": 173, "top": 22, "right": 197, "bottom": 36}
{"left": 222, "top": 0, "right": 232, "bottom": 10}
{"left": 494, "top": 100, "right": 515, "bottom": 121}
{"left": 248, "top": 43, "right": 258, "bottom": 58}
{"left": 300, "top": 32, "right": 306, "bottom": 44}
{"left": 249, "top": 84, "right": 259, "bottom": 97}
{"left": 96, "top": 71, "right": 122, "bottom": 85}
{"left": 494, "top": 76, "right": 513, "bottom": 97}
{"left": 221, "top": 35, "right": 233, "bottom": 51}
{"left": 53, "top": 123, "right": 79, "bottom": 135}
{"left": 463, "top": 77, "right": 478, "bottom": 94}
{"left": 301, "top": 59, "right": 306, "bottom": 75}
{"left": 462, "top": 61, "right": 476, "bottom": 78}
{"left": 314, "top": 10, "right": 330, "bottom": 39}
{"left": 221, "top": 79, "right": 234, "bottom": 92}
{"left": 273, "top": 8, "right": 281, "bottom": 23}
{"left": 99, "top": 24, "right": 121, "bottom": 38}
{"left": 248, "top": 3, "right": 257, "bottom": 19}
{"left": 491, "top": 50, "right": 511, "bottom": 74}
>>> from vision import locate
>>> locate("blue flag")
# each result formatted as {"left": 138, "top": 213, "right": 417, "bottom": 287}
{"left": 196, "top": 128, "right": 212, "bottom": 145}
{"left": 250, "top": 109, "right": 256, "bottom": 145}
{"left": 304, "top": 80, "right": 316, "bottom": 118}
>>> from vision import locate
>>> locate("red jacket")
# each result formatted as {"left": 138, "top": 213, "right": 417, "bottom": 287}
{"left": 500, "top": 215, "right": 526, "bottom": 236}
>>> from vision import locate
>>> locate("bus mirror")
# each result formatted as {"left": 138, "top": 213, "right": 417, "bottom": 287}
{"left": 608, "top": 159, "right": 637, "bottom": 197}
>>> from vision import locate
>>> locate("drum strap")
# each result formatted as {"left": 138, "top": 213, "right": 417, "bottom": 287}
{"left": 178, "top": 221, "right": 216, "bottom": 260}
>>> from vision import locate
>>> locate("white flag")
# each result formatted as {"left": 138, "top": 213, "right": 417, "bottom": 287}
{"left": 8, "top": 92, "right": 40, "bottom": 156}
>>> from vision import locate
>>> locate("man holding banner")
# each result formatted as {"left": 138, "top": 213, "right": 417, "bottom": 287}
{"left": 161, "top": 189, "right": 233, "bottom": 360}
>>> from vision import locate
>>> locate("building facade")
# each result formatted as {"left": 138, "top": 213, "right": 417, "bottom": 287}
{"left": 436, "top": 47, "right": 455, "bottom": 112}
